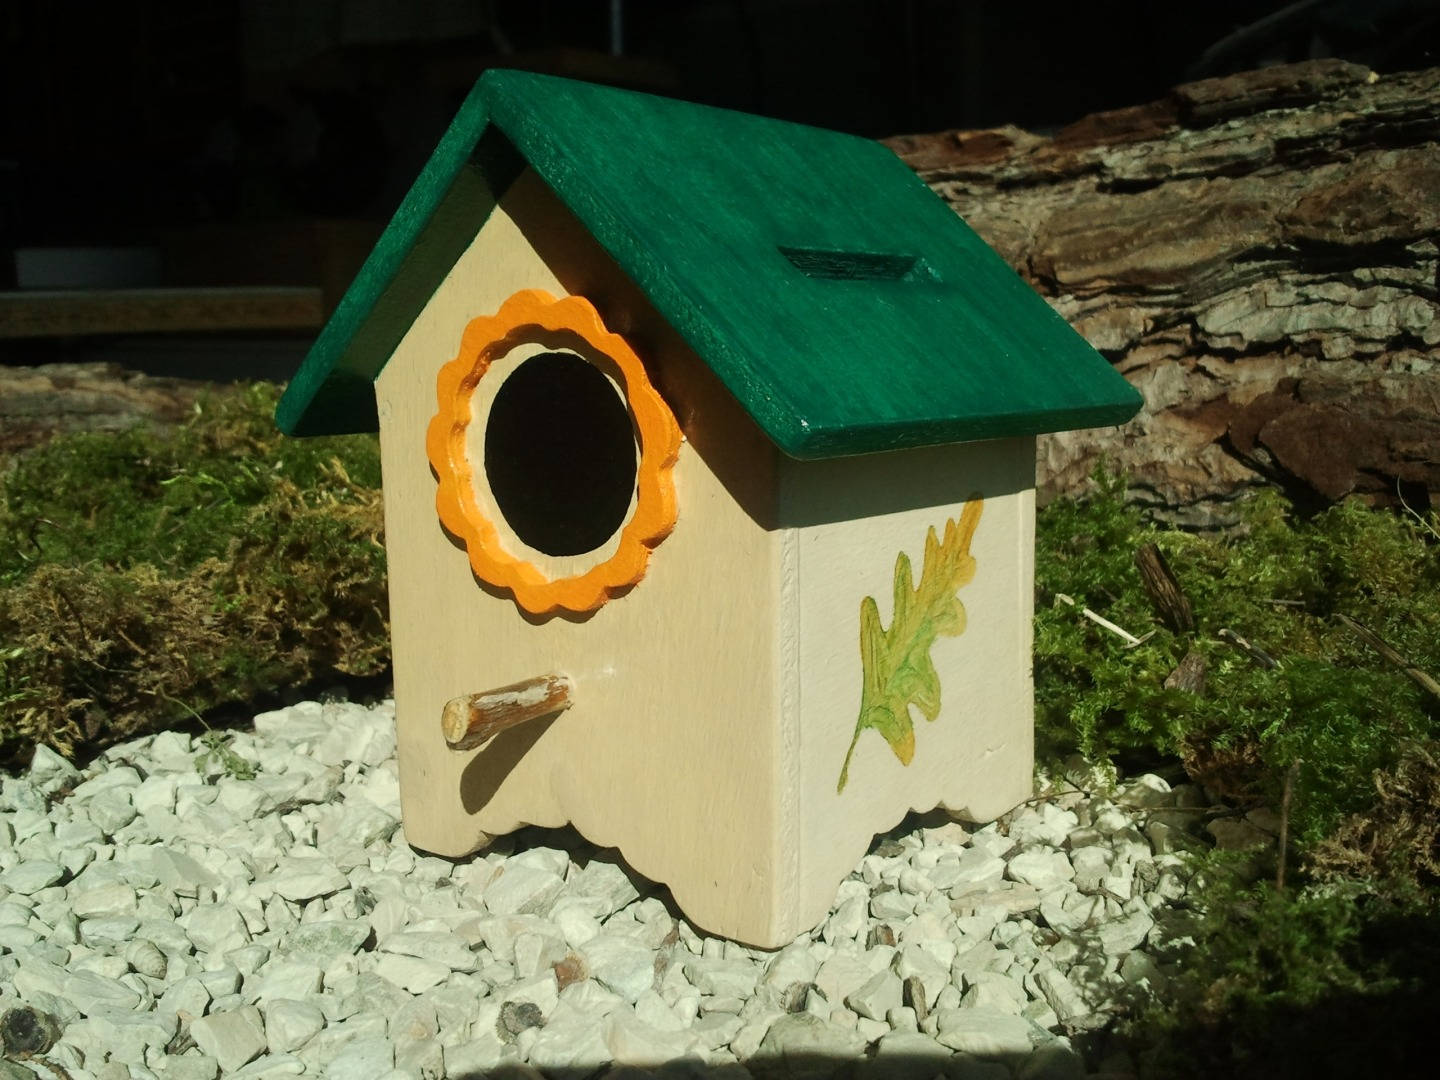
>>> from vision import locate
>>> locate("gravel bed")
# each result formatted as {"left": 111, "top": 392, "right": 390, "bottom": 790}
{"left": 0, "top": 698, "right": 1219, "bottom": 1079}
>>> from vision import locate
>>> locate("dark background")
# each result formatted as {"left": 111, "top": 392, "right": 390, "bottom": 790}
{"left": 0, "top": 0, "right": 1435, "bottom": 372}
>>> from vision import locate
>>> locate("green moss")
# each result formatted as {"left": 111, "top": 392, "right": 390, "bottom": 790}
{"left": 0, "top": 384, "right": 382, "bottom": 586}
{"left": 0, "top": 383, "right": 388, "bottom": 765}
{"left": 1033, "top": 468, "right": 1440, "bottom": 1078}
{"left": 1034, "top": 472, "right": 1439, "bottom": 843}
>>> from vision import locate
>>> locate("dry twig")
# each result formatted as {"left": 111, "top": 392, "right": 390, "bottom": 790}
{"left": 1396, "top": 479, "right": 1440, "bottom": 542}
{"left": 1337, "top": 613, "right": 1440, "bottom": 701}
{"left": 1276, "top": 758, "right": 1302, "bottom": 892}
{"left": 1217, "top": 627, "right": 1279, "bottom": 669}
{"left": 1054, "top": 593, "right": 1154, "bottom": 648}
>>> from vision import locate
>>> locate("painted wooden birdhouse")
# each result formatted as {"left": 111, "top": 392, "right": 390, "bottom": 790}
{"left": 276, "top": 70, "right": 1141, "bottom": 947}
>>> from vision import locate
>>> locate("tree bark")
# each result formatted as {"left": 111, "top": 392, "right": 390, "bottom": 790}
{"left": 0, "top": 362, "right": 207, "bottom": 454}
{"left": 886, "top": 60, "right": 1440, "bottom": 527}
{"left": 1135, "top": 543, "right": 1195, "bottom": 634}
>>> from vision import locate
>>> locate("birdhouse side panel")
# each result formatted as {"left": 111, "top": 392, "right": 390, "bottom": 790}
{"left": 375, "top": 168, "right": 794, "bottom": 943}
{"left": 778, "top": 437, "right": 1037, "bottom": 937}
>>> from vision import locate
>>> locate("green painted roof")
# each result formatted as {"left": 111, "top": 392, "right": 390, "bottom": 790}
{"left": 277, "top": 69, "right": 1141, "bottom": 457}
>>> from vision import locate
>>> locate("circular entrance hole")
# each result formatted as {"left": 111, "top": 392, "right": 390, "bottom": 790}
{"left": 484, "top": 350, "right": 638, "bottom": 557}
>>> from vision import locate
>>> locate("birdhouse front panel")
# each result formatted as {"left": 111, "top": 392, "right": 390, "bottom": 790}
{"left": 777, "top": 440, "right": 1036, "bottom": 935}
{"left": 374, "top": 167, "right": 805, "bottom": 942}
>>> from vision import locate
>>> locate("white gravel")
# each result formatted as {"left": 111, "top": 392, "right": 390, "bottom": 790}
{"left": 0, "top": 697, "right": 1214, "bottom": 1079}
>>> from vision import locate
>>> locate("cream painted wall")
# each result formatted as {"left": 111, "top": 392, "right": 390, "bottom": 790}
{"left": 376, "top": 168, "right": 790, "bottom": 942}
{"left": 779, "top": 440, "right": 1036, "bottom": 938}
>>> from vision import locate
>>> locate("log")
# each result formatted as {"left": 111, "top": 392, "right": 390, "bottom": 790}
{"left": 441, "top": 673, "right": 574, "bottom": 751}
{"left": 0, "top": 362, "right": 208, "bottom": 454}
{"left": 1135, "top": 543, "right": 1195, "bottom": 633}
{"left": 886, "top": 60, "right": 1440, "bottom": 527}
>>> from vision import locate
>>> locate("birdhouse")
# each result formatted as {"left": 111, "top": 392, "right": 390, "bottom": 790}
{"left": 276, "top": 70, "right": 1141, "bottom": 947}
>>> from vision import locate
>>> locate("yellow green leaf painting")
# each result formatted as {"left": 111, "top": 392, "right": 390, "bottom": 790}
{"left": 837, "top": 497, "right": 984, "bottom": 793}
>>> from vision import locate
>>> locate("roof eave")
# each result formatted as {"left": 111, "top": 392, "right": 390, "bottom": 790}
{"left": 275, "top": 78, "right": 510, "bottom": 437}
{"left": 773, "top": 394, "right": 1144, "bottom": 460}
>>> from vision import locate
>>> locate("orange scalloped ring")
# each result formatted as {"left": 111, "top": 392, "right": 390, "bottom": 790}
{"left": 425, "top": 289, "right": 681, "bottom": 616}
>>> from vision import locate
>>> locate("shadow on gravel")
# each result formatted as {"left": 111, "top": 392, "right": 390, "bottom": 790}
{"left": 447, "top": 1052, "right": 1067, "bottom": 1080}
{"left": 1116, "top": 904, "right": 1440, "bottom": 1079}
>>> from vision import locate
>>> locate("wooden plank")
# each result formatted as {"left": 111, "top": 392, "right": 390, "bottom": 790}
{"left": 0, "top": 287, "right": 325, "bottom": 339}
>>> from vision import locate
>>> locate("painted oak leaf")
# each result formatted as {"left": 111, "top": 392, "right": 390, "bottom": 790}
{"left": 837, "top": 497, "right": 983, "bottom": 793}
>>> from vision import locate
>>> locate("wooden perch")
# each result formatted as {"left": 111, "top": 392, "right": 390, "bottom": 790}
{"left": 1135, "top": 543, "right": 1194, "bottom": 633}
{"left": 442, "top": 673, "right": 574, "bottom": 751}
{"left": 1337, "top": 614, "right": 1440, "bottom": 701}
